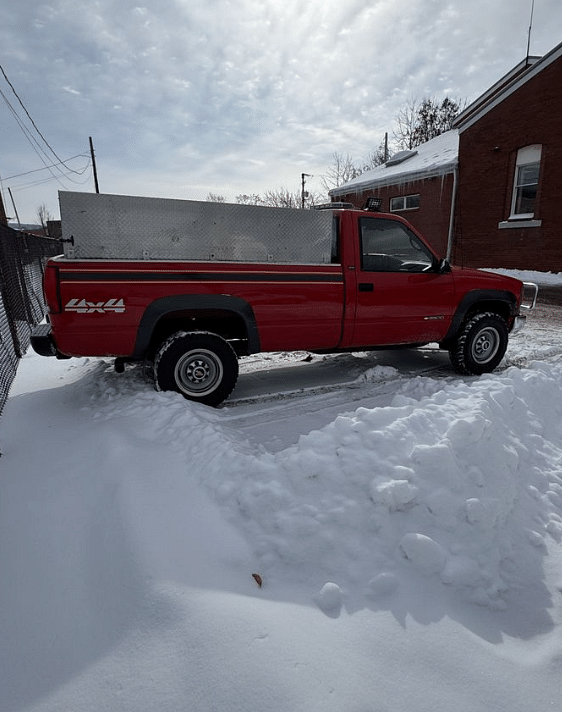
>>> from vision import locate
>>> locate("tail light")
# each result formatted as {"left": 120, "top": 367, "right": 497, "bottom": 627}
{"left": 43, "top": 263, "right": 61, "bottom": 314}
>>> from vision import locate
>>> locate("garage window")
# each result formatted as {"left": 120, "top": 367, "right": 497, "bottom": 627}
{"left": 390, "top": 194, "right": 420, "bottom": 212}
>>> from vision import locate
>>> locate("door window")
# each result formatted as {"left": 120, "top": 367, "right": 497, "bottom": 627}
{"left": 360, "top": 218, "right": 434, "bottom": 272}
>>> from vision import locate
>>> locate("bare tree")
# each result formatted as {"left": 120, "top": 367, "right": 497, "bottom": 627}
{"left": 320, "top": 152, "right": 363, "bottom": 192}
{"left": 236, "top": 193, "right": 265, "bottom": 206}
{"left": 261, "top": 188, "right": 301, "bottom": 208}
{"left": 236, "top": 187, "right": 322, "bottom": 209}
{"left": 393, "top": 98, "right": 420, "bottom": 150}
{"left": 206, "top": 193, "right": 227, "bottom": 202}
{"left": 321, "top": 135, "right": 392, "bottom": 192}
{"left": 393, "top": 96, "right": 464, "bottom": 150}
{"left": 361, "top": 136, "right": 391, "bottom": 171}
{"left": 36, "top": 203, "right": 53, "bottom": 232}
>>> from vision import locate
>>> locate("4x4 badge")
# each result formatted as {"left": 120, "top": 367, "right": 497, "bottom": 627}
{"left": 65, "top": 298, "right": 125, "bottom": 314}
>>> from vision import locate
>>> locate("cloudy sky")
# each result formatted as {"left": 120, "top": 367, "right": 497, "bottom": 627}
{"left": 1, "top": 0, "right": 561, "bottom": 222}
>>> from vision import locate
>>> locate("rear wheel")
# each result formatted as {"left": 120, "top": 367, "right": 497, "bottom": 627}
{"left": 154, "top": 331, "right": 238, "bottom": 406}
{"left": 449, "top": 312, "right": 508, "bottom": 375}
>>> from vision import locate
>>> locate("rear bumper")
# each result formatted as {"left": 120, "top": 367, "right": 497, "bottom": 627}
{"left": 31, "top": 324, "right": 61, "bottom": 357}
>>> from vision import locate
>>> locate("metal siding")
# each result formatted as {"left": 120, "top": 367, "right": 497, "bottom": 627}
{"left": 59, "top": 192, "right": 335, "bottom": 264}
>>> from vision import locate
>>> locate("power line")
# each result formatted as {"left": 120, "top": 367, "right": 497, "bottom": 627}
{"left": 2, "top": 155, "right": 90, "bottom": 181}
{"left": 7, "top": 170, "right": 93, "bottom": 192}
{"left": 0, "top": 85, "right": 75, "bottom": 189}
{"left": 0, "top": 63, "right": 84, "bottom": 176}
{"left": 0, "top": 63, "right": 94, "bottom": 196}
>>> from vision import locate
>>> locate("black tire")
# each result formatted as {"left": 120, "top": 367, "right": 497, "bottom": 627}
{"left": 154, "top": 331, "right": 239, "bottom": 406}
{"left": 449, "top": 312, "right": 509, "bottom": 375}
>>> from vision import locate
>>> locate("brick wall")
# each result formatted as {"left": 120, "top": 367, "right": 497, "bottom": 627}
{"left": 454, "top": 54, "right": 562, "bottom": 270}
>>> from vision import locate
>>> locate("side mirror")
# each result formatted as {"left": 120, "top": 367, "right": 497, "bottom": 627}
{"left": 437, "top": 258, "right": 451, "bottom": 274}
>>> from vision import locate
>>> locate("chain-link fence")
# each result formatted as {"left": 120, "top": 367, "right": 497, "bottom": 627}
{"left": 0, "top": 222, "right": 62, "bottom": 416}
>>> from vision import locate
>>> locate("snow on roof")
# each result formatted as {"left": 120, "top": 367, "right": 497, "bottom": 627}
{"left": 330, "top": 129, "right": 458, "bottom": 196}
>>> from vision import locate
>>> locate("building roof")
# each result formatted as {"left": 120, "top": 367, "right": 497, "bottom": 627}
{"left": 330, "top": 129, "right": 458, "bottom": 197}
{"left": 454, "top": 40, "right": 562, "bottom": 132}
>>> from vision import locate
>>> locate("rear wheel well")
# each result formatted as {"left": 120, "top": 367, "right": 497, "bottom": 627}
{"left": 147, "top": 309, "right": 251, "bottom": 359}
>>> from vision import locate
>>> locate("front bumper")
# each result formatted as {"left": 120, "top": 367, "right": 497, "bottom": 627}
{"left": 522, "top": 282, "right": 539, "bottom": 311}
{"left": 510, "top": 281, "right": 538, "bottom": 336}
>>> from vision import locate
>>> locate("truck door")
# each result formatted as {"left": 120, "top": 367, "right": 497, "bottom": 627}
{"left": 349, "top": 216, "right": 455, "bottom": 347}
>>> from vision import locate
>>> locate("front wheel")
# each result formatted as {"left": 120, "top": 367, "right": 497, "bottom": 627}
{"left": 154, "top": 331, "right": 239, "bottom": 406}
{"left": 449, "top": 312, "right": 509, "bottom": 375}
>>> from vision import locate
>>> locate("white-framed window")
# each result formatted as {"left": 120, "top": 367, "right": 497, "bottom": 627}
{"left": 510, "top": 145, "right": 541, "bottom": 218}
{"left": 390, "top": 194, "right": 420, "bottom": 212}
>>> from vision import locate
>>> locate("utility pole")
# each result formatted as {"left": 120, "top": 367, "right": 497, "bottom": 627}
{"left": 301, "top": 173, "right": 312, "bottom": 209}
{"left": 526, "top": 0, "right": 535, "bottom": 63}
{"left": 89, "top": 136, "right": 100, "bottom": 194}
{"left": 0, "top": 189, "right": 8, "bottom": 226}
{"left": 8, "top": 188, "right": 21, "bottom": 229}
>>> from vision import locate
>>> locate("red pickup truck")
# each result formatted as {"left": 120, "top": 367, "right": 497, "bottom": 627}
{"left": 32, "top": 192, "right": 537, "bottom": 406}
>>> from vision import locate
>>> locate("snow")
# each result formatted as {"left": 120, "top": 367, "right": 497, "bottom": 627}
{"left": 330, "top": 129, "right": 459, "bottom": 195}
{"left": 2, "top": 274, "right": 562, "bottom": 711}
{"left": 485, "top": 268, "right": 562, "bottom": 286}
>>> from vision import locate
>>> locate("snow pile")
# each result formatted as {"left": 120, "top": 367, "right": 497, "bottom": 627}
{"left": 3, "top": 340, "right": 562, "bottom": 711}
{"left": 484, "top": 268, "right": 562, "bottom": 286}
{"left": 88, "top": 359, "right": 562, "bottom": 614}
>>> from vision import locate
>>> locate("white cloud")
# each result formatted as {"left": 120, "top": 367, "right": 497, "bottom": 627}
{"left": 0, "top": 0, "right": 560, "bottom": 220}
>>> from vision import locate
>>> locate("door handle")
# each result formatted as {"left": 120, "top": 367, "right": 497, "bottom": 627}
{"left": 358, "top": 283, "right": 374, "bottom": 292}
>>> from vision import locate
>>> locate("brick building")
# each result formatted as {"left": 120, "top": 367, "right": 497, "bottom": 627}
{"left": 330, "top": 40, "right": 562, "bottom": 271}
{"left": 452, "top": 41, "right": 562, "bottom": 270}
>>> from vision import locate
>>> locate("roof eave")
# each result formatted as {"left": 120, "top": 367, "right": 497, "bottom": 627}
{"left": 329, "top": 161, "right": 458, "bottom": 197}
{"left": 454, "top": 41, "right": 562, "bottom": 132}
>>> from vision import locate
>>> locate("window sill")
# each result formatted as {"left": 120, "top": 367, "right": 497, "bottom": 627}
{"left": 498, "top": 219, "right": 542, "bottom": 229}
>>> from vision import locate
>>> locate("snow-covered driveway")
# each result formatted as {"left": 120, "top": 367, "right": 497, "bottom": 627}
{"left": 2, "top": 276, "right": 562, "bottom": 712}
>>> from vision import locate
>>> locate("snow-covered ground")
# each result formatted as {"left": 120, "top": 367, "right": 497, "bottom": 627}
{"left": 2, "top": 271, "right": 562, "bottom": 712}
